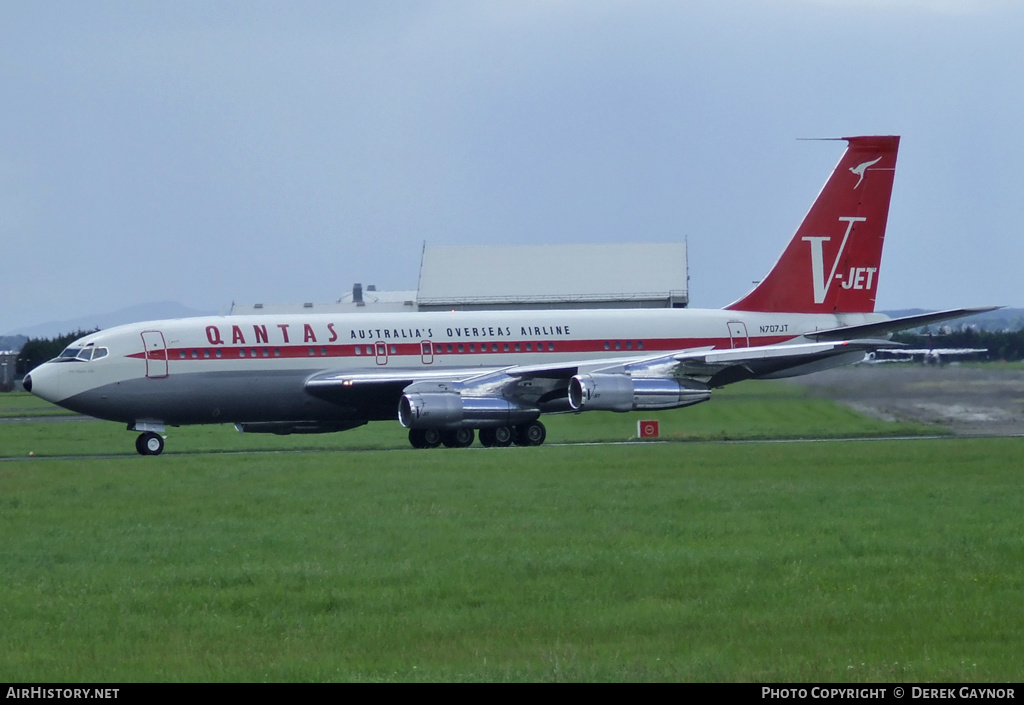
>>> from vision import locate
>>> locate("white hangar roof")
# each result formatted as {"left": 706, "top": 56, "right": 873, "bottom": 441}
{"left": 417, "top": 243, "right": 688, "bottom": 309}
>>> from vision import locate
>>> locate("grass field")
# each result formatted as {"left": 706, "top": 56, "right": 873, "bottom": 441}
{"left": 1, "top": 383, "right": 1019, "bottom": 682}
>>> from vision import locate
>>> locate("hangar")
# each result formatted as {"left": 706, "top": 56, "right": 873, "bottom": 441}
{"left": 231, "top": 242, "right": 688, "bottom": 314}
{"left": 418, "top": 243, "right": 688, "bottom": 311}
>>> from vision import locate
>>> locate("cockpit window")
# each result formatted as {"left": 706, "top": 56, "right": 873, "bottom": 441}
{"left": 56, "top": 346, "right": 108, "bottom": 362}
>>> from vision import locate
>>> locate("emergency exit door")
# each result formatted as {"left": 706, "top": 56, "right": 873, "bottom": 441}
{"left": 727, "top": 321, "right": 749, "bottom": 348}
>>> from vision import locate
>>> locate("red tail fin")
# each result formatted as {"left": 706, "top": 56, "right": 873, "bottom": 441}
{"left": 726, "top": 135, "right": 899, "bottom": 314}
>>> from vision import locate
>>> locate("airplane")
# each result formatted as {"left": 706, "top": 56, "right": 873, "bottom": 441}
{"left": 24, "top": 135, "right": 997, "bottom": 455}
{"left": 862, "top": 348, "right": 988, "bottom": 365}
{"left": 862, "top": 331, "right": 987, "bottom": 365}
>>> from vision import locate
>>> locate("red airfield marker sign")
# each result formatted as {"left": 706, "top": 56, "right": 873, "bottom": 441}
{"left": 638, "top": 420, "right": 660, "bottom": 439}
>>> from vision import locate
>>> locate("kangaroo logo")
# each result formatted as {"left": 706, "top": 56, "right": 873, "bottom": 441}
{"left": 849, "top": 156, "right": 882, "bottom": 188}
{"left": 802, "top": 217, "right": 867, "bottom": 304}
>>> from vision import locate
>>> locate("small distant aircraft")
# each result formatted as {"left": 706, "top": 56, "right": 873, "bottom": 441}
{"left": 863, "top": 349, "right": 989, "bottom": 365}
{"left": 862, "top": 332, "right": 987, "bottom": 366}
{"left": 25, "top": 136, "right": 998, "bottom": 454}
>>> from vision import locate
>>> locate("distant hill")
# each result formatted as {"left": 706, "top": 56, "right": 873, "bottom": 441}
{"left": 4, "top": 302, "right": 218, "bottom": 339}
{"left": 0, "top": 334, "right": 28, "bottom": 352}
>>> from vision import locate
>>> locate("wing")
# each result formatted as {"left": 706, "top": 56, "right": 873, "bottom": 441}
{"left": 303, "top": 338, "right": 894, "bottom": 425}
{"left": 303, "top": 304, "right": 1001, "bottom": 424}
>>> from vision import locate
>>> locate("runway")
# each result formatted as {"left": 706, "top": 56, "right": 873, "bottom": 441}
{"left": 786, "top": 364, "right": 1024, "bottom": 437}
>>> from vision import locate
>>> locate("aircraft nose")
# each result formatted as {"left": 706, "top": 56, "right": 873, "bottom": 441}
{"left": 24, "top": 362, "right": 62, "bottom": 403}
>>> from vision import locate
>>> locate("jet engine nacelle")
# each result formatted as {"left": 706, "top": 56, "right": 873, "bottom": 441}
{"left": 568, "top": 374, "right": 710, "bottom": 412}
{"left": 399, "top": 393, "right": 538, "bottom": 429}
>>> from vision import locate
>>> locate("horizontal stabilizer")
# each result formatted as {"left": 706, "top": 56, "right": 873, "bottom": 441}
{"left": 805, "top": 307, "right": 1001, "bottom": 341}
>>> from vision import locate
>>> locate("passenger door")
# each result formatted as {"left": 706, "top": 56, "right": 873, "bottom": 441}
{"left": 141, "top": 330, "right": 169, "bottom": 378}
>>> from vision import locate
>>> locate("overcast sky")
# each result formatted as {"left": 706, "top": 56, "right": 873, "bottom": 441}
{"left": 3, "top": 1, "right": 1022, "bottom": 335}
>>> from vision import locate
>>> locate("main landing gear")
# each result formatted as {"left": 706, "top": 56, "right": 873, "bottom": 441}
{"left": 408, "top": 421, "right": 546, "bottom": 449}
{"left": 408, "top": 428, "right": 477, "bottom": 449}
{"left": 135, "top": 432, "right": 165, "bottom": 456}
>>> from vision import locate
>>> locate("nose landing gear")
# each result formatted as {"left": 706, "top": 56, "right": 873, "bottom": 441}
{"left": 135, "top": 432, "right": 165, "bottom": 456}
{"left": 129, "top": 422, "right": 167, "bottom": 456}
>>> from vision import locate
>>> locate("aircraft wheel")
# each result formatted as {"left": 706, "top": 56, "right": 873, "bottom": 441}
{"left": 493, "top": 425, "right": 513, "bottom": 447}
{"left": 137, "top": 432, "right": 164, "bottom": 456}
{"left": 514, "top": 421, "right": 546, "bottom": 447}
{"left": 409, "top": 429, "right": 428, "bottom": 449}
{"left": 423, "top": 428, "right": 442, "bottom": 448}
{"left": 410, "top": 428, "right": 443, "bottom": 449}
{"left": 478, "top": 428, "right": 496, "bottom": 447}
{"left": 442, "top": 428, "right": 475, "bottom": 448}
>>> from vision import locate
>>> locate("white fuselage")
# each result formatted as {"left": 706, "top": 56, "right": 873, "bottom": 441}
{"left": 28, "top": 307, "right": 884, "bottom": 423}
